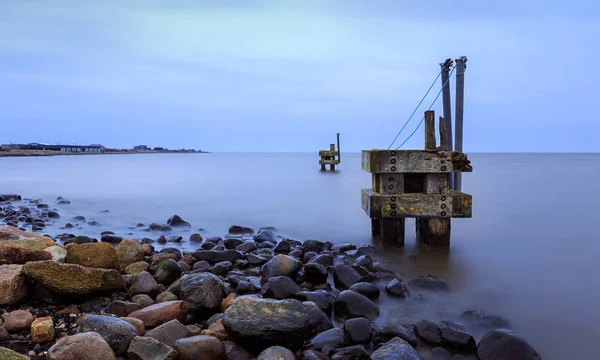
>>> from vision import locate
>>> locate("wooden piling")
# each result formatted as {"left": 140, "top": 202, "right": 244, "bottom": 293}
{"left": 319, "top": 136, "right": 341, "bottom": 171}
{"left": 439, "top": 116, "right": 448, "bottom": 150}
{"left": 361, "top": 109, "right": 472, "bottom": 249}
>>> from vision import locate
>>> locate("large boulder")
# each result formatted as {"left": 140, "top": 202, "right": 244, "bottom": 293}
{"left": 222, "top": 295, "right": 312, "bottom": 352}
{"left": 22, "top": 261, "right": 123, "bottom": 295}
{"left": 0, "top": 238, "right": 53, "bottom": 250}
{"left": 66, "top": 242, "right": 119, "bottom": 269}
{"left": 77, "top": 315, "right": 138, "bottom": 356}
{"left": 0, "top": 245, "right": 53, "bottom": 264}
{"left": 47, "top": 332, "right": 117, "bottom": 360}
{"left": 0, "top": 264, "right": 27, "bottom": 305}
{"left": 179, "top": 272, "right": 225, "bottom": 312}
{"left": 477, "top": 329, "right": 541, "bottom": 360}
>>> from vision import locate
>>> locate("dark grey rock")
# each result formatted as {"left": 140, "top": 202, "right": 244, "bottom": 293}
{"left": 343, "top": 318, "right": 372, "bottom": 345}
{"left": 349, "top": 282, "right": 380, "bottom": 300}
{"left": 179, "top": 272, "right": 225, "bottom": 312}
{"left": 334, "top": 290, "right": 380, "bottom": 321}
{"left": 385, "top": 278, "right": 410, "bottom": 298}
{"left": 371, "top": 337, "right": 423, "bottom": 360}
{"left": 77, "top": 314, "right": 138, "bottom": 356}
{"left": 477, "top": 329, "right": 541, "bottom": 360}
{"left": 261, "top": 276, "right": 301, "bottom": 299}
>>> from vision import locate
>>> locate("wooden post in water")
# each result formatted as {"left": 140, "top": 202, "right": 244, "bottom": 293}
{"left": 361, "top": 109, "right": 473, "bottom": 249}
{"left": 454, "top": 56, "right": 467, "bottom": 191}
{"left": 319, "top": 135, "right": 341, "bottom": 171}
{"left": 440, "top": 58, "right": 454, "bottom": 189}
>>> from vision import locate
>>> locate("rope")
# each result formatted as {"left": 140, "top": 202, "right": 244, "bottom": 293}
{"left": 386, "top": 68, "right": 444, "bottom": 150}
{"left": 395, "top": 65, "right": 457, "bottom": 150}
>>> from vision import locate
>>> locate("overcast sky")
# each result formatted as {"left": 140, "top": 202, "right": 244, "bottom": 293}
{"left": 1, "top": 0, "right": 597, "bottom": 152}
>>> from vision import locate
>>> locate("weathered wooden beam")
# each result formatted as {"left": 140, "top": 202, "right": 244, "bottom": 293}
{"left": 424, "top": 110, "right": 436, "bottom": 150}
{"left": 372, "top": 173, "right": 404, "bottom": 194}
{"left": 319, "top": 158, "right": 341, "bottom": 165}
{"left": 361, "top": 188, "right": 472, "bottom": 219}
{"left": 319, "top": 150, "right": 339, "bottom": 157}
{"left": 377, "top": 218, "right": 405, "bottom": 248}
{"left": 361, "top": 150, "right": 472, "bottom": 174}
{"left": 439, "top": 116, "right": 448, "bottom": 150}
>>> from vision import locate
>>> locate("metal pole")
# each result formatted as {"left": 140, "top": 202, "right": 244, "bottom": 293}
{"left": 439, "top": 58, "right": 454, "bottom": 189}
{"left": 454, "top": 56, "right": 467, "bottom": 192}
{"left": 336, "top": 132, "right": 341, "bottom": 163}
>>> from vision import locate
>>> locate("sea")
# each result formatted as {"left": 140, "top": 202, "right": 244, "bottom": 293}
{"left": 1, "top": 152, "right": 599, "bottom": 359}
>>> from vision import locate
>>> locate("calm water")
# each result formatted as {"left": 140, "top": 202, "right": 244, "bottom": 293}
{"left": 2, "top": 152, "right": 599, "bottom": 359}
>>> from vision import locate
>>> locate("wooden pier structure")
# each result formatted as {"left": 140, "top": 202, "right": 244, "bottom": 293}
{"left": 319, "top": 133, "right": 341, "bottom": 171}
{"left": 361, "top": 57, "right": 472, "bottom": 248}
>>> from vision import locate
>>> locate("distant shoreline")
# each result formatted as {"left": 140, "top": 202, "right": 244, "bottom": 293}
{"left": 0, "top": 149, "right": 209, "bottom": 157}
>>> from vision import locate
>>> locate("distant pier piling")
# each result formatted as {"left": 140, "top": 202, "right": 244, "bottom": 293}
{"left": 360, "top": 110, "right": 473, "bottom": 248}
{"left": 319, "top": 133, "right": 341, "bottom": 171}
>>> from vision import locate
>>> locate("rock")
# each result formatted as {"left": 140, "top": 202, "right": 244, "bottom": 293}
{"left": 0, "top": 264, "right": 27, "bottom": 305}
{"left": 0, "top": 327, "right": 9, "bottom": 341}
{"left": 296, "top": 290, "right": 336, "bottom": 316}
{"left": 224, "top": 238, "right": 245, "bottom": 249}
{"left": 129, "top": 271, "right": 161, "bottom": 297}
{"left": 261, "top": 275, "right": 301, "bottom": 299}
{"left": 432, "top": 347, "right": 451, "bottom": 359}
{"left": 477, "top": 329, "right": 541, "bottom": 360}
{"left": 192, "top": 260, "right": 210, "bottom": 271}
{"left": 302, "top": 263, "right": 328, "bottom": 285}
{"left": 355, "top": 255, "right": 373, "bottom": 267}
{"left": 145, "top": 319, "right": 192, "bottom": 348}
{"left": 370, "top": 337, "right": 423, "bottom": 360}
{"left": 23, "top": 261, "right": 122, "bottom": 295}
{"left": 331, "top": 345, "right": 370, "bottom": 359}
{"left": 385, "top": 278, "right": 411, "bottom": 298}
{"left": 223, "top": 340, "right": 254, "bottom": 360}
{"left": 120, "top": 317, "right": 146, "bottom": 335}
{"left": 414, "top": 320, "right": 442, "bottom": 346}
{"left": 150, "top": 253, "right": 177, "bottom": 266}
{"left": 209, "top": 261, "right": 233, "bottom": 276}
{"left": 258, "top": 346, "right": 297, "bottom": 360}
{"left": 72, "top": 235, "right": 94, "bottom": 244}
{"left": 408, "top": 275, "right": 450, "bottom": 292}
{"left": 129, "top": 300, "right": 188, "bottom": 328}
{"left": 0, "top": 225, "right": 27, "bottom": 240}
{"left": 309, "top": 327, "right": 345, "bottom": 351}
{"left": 132, "top": 294, "right": 155, "bottom": 307}
{"left": 0, "top": 245, "right": 53, "bottom": 264}
{"left": 303, "top": 239, "right": 325, "bottom": 253}
{"left": 101, "top": 234, "right": 123, "bottom": 244}
{"left": 229, "top": 225, "right": 254, "bottom": 235}
{"left": 222, "top": 295, "right": 312, "bottom": 352}
{"left": 261, "top": 254, "right": 303, "bottom": 280}
{"left": 31, "top": 316, "right": 54, "bottom": 343}
{"left": 334, "top": 290, "right": 380, "bottom": 321}
{"left": 47, "top": 332, "right": 117, "bottom": 360}
{"left": 116, "top": 239, "right": 145, "bottom": 269}
{"left": 439, "top": 324, "right": 476, "bottom": 352}
{"left": 127, "top": 336, "right": 177, "bottom": 360}
{"left": 304, "top": 301, "right": 334, "bottom": 334}
{"left": 189, "top": 233, "right": 203, "bottom": 242}
{"left": 0, "top": 347, "right": 29, "bottom": 359}
{"left": 179, "top": 272, "right": 225, "bottom": 312}
{"left": 3, "top": 310, "right": 34, "bottom": 332}
{"left": 174, "top": 335, "right": 226, "bottom": 360}
{"left": 156, "top": 291, "right": 179, "bottom": 303}
{"left": 344, "top": 318, "right": 372, "bottom": 345}
{"left": 373, "top": 325, "right": 418, "bottom": 348}
{"left": 236, "top": 241, "right": 258, "bottom": 253}
{"left": 349, "top": 282, "right": 380, "bottom": 300}
{"left": 303, "top": 349, "right": 332, "bottom": 360}
{"left": 221, "top": 292, "right": 235, "bottom": 312}
{"left": 460, "top": 310, "right": 511, "bottom": 331}
{"left": 333, "top": 264, "right": 363, "bottom": 289}
{"left": 191, "top": 250, "right": 245, "bottom": 264}
{"left": 0, "top": 238, "right": 53, "bottom": 250}
{"left": 125, "top": 261, "right": 150, "bottom": 275}
{"left": 156, "top": 259, "right": 182, "bottom": 286}
{"left": 44, "top": 245, "right": 67, "bottom": 263}
{"left": 65, "top": 242, "right": 119, "bottom": 269}
{"left": 77, "top": 314, "right": 138, "bottom": 356}
{"left": 167, "top": 215, "right": 191, "bottom": 227}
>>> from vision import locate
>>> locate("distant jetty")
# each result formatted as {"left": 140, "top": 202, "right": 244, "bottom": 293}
{"left": 0, "top": 143, "right": 208, "bottom": 157}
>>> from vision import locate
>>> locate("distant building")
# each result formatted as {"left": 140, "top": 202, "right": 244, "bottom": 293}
{"left": 134, "top": 145, "right": 149, "bottom": 151}
{"left": 0, "top": 143, "right": 103, "bottom": 153}
{"left": 153, "top": 147, "right": 165, "bottom": 151}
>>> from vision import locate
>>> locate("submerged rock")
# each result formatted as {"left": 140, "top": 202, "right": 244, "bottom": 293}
{"left": 477, "top": 329, "right": 541, "bottom": 360}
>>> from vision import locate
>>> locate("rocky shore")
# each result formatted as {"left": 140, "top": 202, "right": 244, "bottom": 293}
{"left": 0, "top": 196, "right": 542, "bottom": 359}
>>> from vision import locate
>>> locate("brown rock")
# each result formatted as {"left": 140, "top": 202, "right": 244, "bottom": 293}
{"left": 22, "top": 261, "right": 123, "bottom": 295}
{"left": 132, "top": 294, "right": 154, "bottom": 307}
{"left": 0, "top": 326, "right": 9, "bottom": 341}
{"left": 0, "top": 239, "right": 53, "bottom": 250}
{"left": 23, "top": 232, "right": 56, "bottom": 247}
{"left": 150, "top": 253, "right": 177, "bottom": 267}
{"left": 0, "top": 225, "right": 27, "bottom": 240}
{"left": 174, "top": 335, "right": 226, "bottom": 360}
{"left": 116, "top": 239, "right": 145, "bottom": 269}
{"left": 31, "top": 316, "right": 54, "bottom": 343}
{"left": 127, "top": 336, "right": 177, "bottom": 360}
{"left": 47, "top": 332, "right": 117, "bottom": 360}
{"left": 0, "top": 245, "right": 53, "bottom": 264}
{"left": 0, "top": 264, "right": 27, "bottom": 305}
{"left": 0, "top": 346, "right": 29, "bottom": 359}
{"left": 129, "top": 300, "right": 188, "bottom": 328}
{"left": 120, "top": 317, "right": 146, "bottom": 336}
{"left": 220, "top": 293, "right": 235, "bottom": 312}
{"left": 3, "top": 310, "right": 34, "bottom": 332}
{"left": 187, "top": 324, "right": 203, "bottom": 336}
{"left": 125, "top": 261, "right": 150, "bottom": 275}
{"left": 201, "top": 329, "right": 228, "bottom": 341}
{"left": 145, "top": 319, "right": 192, "bottom": 348}
{"left": 56, "top": 305, "right": 80, "bottom": 316}
{"left": 111, "top": 300, "right": 143, "bottom": 317}
{"left": 156, "top": 291, "right": 178, "bottom": 303}
{"left": 66, "top": 242, "right": 119, "bottom": 269}
{"left": 64, "top": 243, "right": 77, "bottom": 251}
{"left": 141, "top": 244, "right": 153, "bottom": 256}
{"left": 182, "top": 253, "right": 196, "bottom": 266}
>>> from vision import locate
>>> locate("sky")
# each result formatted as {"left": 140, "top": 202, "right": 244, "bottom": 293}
{"left": 0, "top": 0, "right": 598, "bottom": 152}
